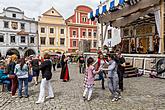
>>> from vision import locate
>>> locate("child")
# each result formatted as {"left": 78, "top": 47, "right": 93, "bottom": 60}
{"left": 83, "top": 57, "right": 100, "bottom": 101}
{"left": 101, "top": 54, "right": 121, "bottom": 102}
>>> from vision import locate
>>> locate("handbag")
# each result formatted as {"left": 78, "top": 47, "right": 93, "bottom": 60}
{"left": 28, "top": 74, "right": 33, "bottom": 82}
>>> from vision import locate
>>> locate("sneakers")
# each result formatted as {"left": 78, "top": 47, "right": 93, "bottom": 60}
{"left": 12, "top": 95, "right": 17, "bottom": 98}
{"left": 111, "top": 98, "right": 116, "bottom": 102}
{"left": 46, "top": 96, "right": 54, "bottom": 99}
{"left": 25, "top": 95, "right": 29, "bottom": 98}
{"left": 118, "top": 95, "right": 122, "bottom": 99}
{"left": 35, "top": 100, "right": 44, "bottom": 104}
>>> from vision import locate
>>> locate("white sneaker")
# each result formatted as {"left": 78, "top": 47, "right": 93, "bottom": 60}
{"left": 35, "top": 100, "right": 44, "bottom": 104}
{"left": 12, "top": 95, "right": 17, "bottom": 98}
{"left": 46, "top": 96, "right": 54, "bottom": 99}
{"left": 111, "top": 98, "right": 116, "bottom": 102}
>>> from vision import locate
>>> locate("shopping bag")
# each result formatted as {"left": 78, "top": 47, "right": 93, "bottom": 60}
{"left": 28, "top": 74, "right": 33, "bottom": 82}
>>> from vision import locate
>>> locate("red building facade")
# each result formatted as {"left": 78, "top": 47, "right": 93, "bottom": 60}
{"left": 66, "top": 5, "right": 98, "bottom": 53}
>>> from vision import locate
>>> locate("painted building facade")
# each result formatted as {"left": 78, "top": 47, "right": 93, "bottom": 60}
{"left": 0, "top": 7, "right": 38, "bottom": 57}
{"left": 66, "top": 5, "right": 98, "bottom": 53}
{"left": 38, "top": 7, "right": 67, "bottom": 55}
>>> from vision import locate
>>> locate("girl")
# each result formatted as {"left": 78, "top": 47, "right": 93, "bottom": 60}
{"left": 14, "top": 58, "right": 29, "bottom": 98}
{"left": 93, "top": 53, "right": 107, "bottom": 89}
{"left": 83, "top": 57, "right": 100, "bottom": 101}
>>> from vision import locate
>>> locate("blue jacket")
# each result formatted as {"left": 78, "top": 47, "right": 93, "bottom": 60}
{"left": 0, "top": 69, "right": 8, "bottom": 83}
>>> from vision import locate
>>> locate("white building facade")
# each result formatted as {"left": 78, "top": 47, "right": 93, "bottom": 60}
{"left": 0, "top": 7, "right": 38, "bottom": 57}
{"left": 98, "top": 24, "right": 121, "bottom": 50}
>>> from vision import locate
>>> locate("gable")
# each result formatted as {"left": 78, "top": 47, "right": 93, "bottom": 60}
{"left": 42, "top": 7, "right": 63, "bottom": 17}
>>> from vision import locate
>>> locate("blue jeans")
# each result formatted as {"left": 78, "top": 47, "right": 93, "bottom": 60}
{"left": 2, "top": 80, "right": 11, "bottom": 91}
{"left": 18, "top": 78, "right": 28, "bottom": 97}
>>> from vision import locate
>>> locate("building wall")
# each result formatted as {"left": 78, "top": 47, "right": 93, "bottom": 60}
{"left": 0, "top": 7, "right": 38, "bottom": 57}
{"left": 38, "top": 7, "right": 67, "bottom": 55}
{"left": 66, "top": 5, "right": 98, "bottom": 53}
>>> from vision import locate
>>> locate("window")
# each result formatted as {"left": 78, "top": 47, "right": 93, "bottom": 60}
{"left": 83, "top": 32, "right": 86, "bottom": 36}
{"left": 41, "top": 37, "right": 46, "bottom": 45}
{"left": 73, "top": 31, "right": 76, "bottom": 36}
{"left": 50, "top": 28, "right": 54, "bottom": 33}
{"left": 88, "top": 32, "right": 92, "bottom": 36}
{"left": 60, "top": 38, "right": 65, "bottom": 45}
{"left": 61, "top": 29, "right": 64, "bottom": 34}
{"left": 21, "top": 23, "right": 25, "bottom": 30}
{"left": 41, "top": 27, "right": 45, "bottom": 33}
{"left": 49, "top": 38, "right": 54, "bottom": 45}
{"left": 21, "top": 36, "right": 26, "bottom": 43}
{"left": 12, "top": 14, "right": 16, "bottom": 18}
{"left": 94, "top": 32, "right": 97, "bottom": 38}
{"left": 10, "top": 36, "right": 15, "bottom": 43}
{"left": 4, "top": 21, "right": 9, "bottom": 28}
{"left": 93, "top": 41, "right": 97, "bottom": 48}
{"left": 0, "top": 35, "right": 4, "bottom": 42}
{"left": 82, "top": 17, "right": 87, "bottom": 22}
{"left": 52, "top": 11, "right": 54, "bottom": 13}
{"left": 30, "top": 37, "right": 34, "bottom": 44}
{"left": 108, "top": 30, "right": 112, "bottom": 39}
{"left": 73, "top": 41, "right": 76, "bottom": 47}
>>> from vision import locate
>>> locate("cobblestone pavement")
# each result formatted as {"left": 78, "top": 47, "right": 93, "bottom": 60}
{"left": 1, "top": 64, "right": 165, "bottom": 110}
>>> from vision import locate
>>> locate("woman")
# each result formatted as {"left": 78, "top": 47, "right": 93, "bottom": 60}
{"left": 93, "top": 53, "right": 107, "bottom": 89}
{"left": 14, "top": 58, "right": 29, "bottom": 98}
{"left": 6, "top": 54, "right": 18, "bottom": 97}
{"left": 60, "top": 54, "right": 70, "bottom": 82}
{"left": 31, "top": 56, "right": 40, "bottom": 85}
{"left": 36, "top": 53, "right": 54, "bottom": 104}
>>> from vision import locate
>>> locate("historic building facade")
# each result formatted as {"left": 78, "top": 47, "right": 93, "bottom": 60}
{"left": 66, "top": 5, "right": 98, "bottom": 53}
{"left": 38, "top": 7, "right": 67, "bottom": 55}
{"left": 0, "top": 7, "right": 38, "bottom": 57}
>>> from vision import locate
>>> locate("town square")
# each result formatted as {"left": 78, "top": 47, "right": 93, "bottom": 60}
{"left": 0, "top": 0, "right": 165, "bottom": 110}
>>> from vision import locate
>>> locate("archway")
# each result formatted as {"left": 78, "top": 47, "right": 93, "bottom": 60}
{"left": 6, "top": 48, "right": 20, "bottom": 58}
{"left": 24, "top": 49, "right": 35, "bottom": 57}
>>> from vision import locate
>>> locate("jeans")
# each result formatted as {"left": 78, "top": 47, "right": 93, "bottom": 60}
{"left": 2, "top": 80, "right": 11, "bottom": 91}
{"left": 95, "top": 71, "right": 105, "bottom": 89}
{"left": 18, "top": 78, "right": 28, "bottom": 97}
{"left": 37, "top": 78, "right": 54, "bottom": 102}
{"left": 108, "top": 74, "right": 120, "bottom": 98}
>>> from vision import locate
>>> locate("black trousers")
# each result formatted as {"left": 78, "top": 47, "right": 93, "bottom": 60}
{"left": 53, "top": 64, "right": 56, "bottom": 71}
{"left": 117, "top": 67, "right": 124, "bottom": 91}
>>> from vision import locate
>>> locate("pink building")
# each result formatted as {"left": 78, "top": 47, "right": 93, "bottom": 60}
{"left": 66, "top": 5, "right": 98, "bottom": 53}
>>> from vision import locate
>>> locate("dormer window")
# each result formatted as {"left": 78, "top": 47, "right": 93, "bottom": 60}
{"left": 12, "top": 14, "right": 16, "bottom": 18}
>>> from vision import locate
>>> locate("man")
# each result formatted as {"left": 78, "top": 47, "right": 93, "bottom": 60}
{"left": 77, "top": 54, "right": 85, "bottom": 74}
{"left": 115, "top": 50, "right": 125, "bottom": 92}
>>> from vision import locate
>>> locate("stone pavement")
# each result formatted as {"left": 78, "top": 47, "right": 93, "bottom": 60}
{"left": 1, "top": 64, "right": 165, "bottom": 110}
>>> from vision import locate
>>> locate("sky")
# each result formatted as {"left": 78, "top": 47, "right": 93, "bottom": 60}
{"left": 0, "top": 0, "right": 105, "bottom": 20}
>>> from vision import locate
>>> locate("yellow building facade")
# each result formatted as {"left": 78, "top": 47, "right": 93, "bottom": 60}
{"left": 38, "top": 7, "right": 67, "bottom": 55}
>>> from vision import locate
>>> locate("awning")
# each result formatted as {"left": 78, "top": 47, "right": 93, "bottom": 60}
{"left": 88, "top": 0, "right": 141, "bottom": 20}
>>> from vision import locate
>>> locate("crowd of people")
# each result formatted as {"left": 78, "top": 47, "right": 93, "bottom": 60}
{"left": 0, "top": 50, "right": 125, "bottom": 103}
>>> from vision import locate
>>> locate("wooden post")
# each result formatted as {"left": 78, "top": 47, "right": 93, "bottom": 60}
{"left": 101, "top": 21, "right": 104, "bottom": 49}
{"left": 160, "top": 0, "right": 164, "bottom": 53}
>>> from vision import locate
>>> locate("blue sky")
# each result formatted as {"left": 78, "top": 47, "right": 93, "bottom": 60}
{"left": 0, "top": 0, "right": 105, "bottom": 20}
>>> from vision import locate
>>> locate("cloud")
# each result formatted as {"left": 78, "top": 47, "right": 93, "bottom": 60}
{"left": 0, "top": 0, "right": 102, "bottom": 20}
